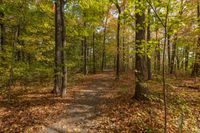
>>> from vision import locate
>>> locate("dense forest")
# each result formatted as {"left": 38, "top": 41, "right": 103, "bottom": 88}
{"left": 0, "top": 0, "right": 199, "bottom": 132}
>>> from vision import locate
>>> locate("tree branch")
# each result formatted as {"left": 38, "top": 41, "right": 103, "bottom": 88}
{"left": 145, "top": 0, "right": 165, "bottom": 27}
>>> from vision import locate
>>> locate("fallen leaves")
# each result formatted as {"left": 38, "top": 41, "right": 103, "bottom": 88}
{"left": 0, "top": 72, "right": 199, "bottom": 132}
{"left": 0, "top": 85, "right": 72, "bottom": 133}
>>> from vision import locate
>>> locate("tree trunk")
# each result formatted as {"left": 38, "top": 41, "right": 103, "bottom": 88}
{"left": 116, "top": 4, "right": 121, "bottom": 80}
{"left": 122, "top": 20, "right": 125, "bottom": 72}
{"left": 170, "top": 34, "right": 177, "bottom": 74}
{"left": 163, "top": 1, "right": 171, "bottom": 132}
{"left": 192, "top": 2, "right": 200, "bottom": 76}
{"left": 176, "top": 47, "right": 180, "bottom": 70}
{"left": 54, "top": 1, "right": 61, "bottom": 95}
{"left": 170, "top": 0, "right": 183, "bottom": 74}
{"left": 81, "top": 39, "right": 84, "bottom": 72}
{"left": 114, "top": 56, "right": 116, "bottom": 71}
{"left": 54, "top": 0, "right": 67, "bottom": 97}
{"left": 60, "top": 0, "right": 67, "bottom": 97}
{"left": 8, "top": 27, "right": 19, "bottom": 102}
{"left": 167, "top": 34, "right": 171, "bottom": 73}
{"left": 155, "top": 29, "right": 161, "bottom": 74}
{"left": 147, "top": 1, "right": 170, "bottom": 132}
{"left": 0, "top": 1, "right": 5, "bottom": 61}
{"left": 134, "top": 0, "right": 148, "bottom": 100}
{"left": 92, "top": 32, "right": 96, "bottom": 74}
{"left": 147, "top": 6, "right": 152, "bottom": 80}
{"left": 16, "top": 24, "right": 21, "bottom": 61}
{"left": 184, "top": 46, "right": 189, "bottom": 71}
{"left": 126, "top": 44, "right": 130, "bottom": 72}
{"left": 101, "top": 18, "right": 108, "bottom": 72}
{"left": 83, "top": 35, "right": 88, "bottom": 75}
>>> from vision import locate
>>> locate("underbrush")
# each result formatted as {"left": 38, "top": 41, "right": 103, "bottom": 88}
{"left": 0, "top": 72, "right": 199, "bottom": 132}
{"left": 0, "top": 72, "right": 82, "bottom": 132}
{"left": 95, "top": 73, "right": 200, "bottom": 132}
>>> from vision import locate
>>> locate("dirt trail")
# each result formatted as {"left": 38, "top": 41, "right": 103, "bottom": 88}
{"left": 40, "top": 73, "right": 116, "bottom": 133}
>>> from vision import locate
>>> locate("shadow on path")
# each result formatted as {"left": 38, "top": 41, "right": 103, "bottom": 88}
{"left": 40, "top": 73, "right": 118, "bottom": 133}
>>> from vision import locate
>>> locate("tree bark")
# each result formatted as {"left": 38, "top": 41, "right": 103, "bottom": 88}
{"left": 147, "top": 6, "right": 152, "bottom": 80}
{"left": 60, "top": 0, "right": 67, "bottom": 97}
{"left": 184, "top": 46, "right": 189, "bottom": 71}
{"left": 101, "top": 17, "right": 108, "bottom": 72}
{"left": 167, "top": 34, "right": 171, "bottom": 73}
{"left": 54, "top": 1, "right": 61, "bottom": 95}
{"left": 192, "top": 2, "right": 200, "bottom": 76}
{"left": 134, "top": 0, "right": 148, "bottom": 100}
{"left": 54, "top": 0, "right": 67, "bottom": 97}
{"left": 83, "top": 35, "right": 88, "bottom": 75}
{"left": 170, "top": 0, "right": 183, "bottom": 74}
{"left": 122, "top": 20, "right": 125, "bottom": 72}
{"left": 116, "top": 3, "right": 121, "bottom": 80}
{"left": 0, "top": 1, "right": 5, "bottom": 61}
{"left": 162, "top": 1, "right": 171, "bottom": 132}
{"left": 92, "top": 32, "right": 96, "bottom": 74}
{"left": 155, "top": 29, "right": 161, "bottom": 74}
{"left": 170, "top": 34, "right": 177, "bottom": 74}
{"left": 8, "top": 27, "right": 19, "bottom": 102}
{"left": 147, "top": 0, "right": 170, "bottom": 131}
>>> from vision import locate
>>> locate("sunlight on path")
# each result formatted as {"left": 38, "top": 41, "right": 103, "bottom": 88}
{"left": 40, "top": 73, "right": 115, "bottom": 133}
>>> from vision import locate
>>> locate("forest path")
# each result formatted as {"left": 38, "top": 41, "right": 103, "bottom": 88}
{"left": 40, "top": 72, "right": 116, "bottom": 133}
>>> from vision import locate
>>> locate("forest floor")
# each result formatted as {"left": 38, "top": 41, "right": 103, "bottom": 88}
{"left": 0, "top": 72, "right": 199, "bottom": 133}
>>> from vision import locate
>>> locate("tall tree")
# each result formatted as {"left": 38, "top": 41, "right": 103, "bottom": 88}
{"left": 192, "top": 1, "right": 200, "bottom": 76}
{"left": 60, "top": 0, "right": 67, "bottom": 97}
{"left": 147, "top": 6, "right": 152, "bottom": 80}
{"left": 101, "top": 17, "right": 108, "bottom": 71}
{"left": 0, "top": 0, "right": 5, "bottom": 60}
{"left": 115, "top": 1, "right": 121, "bottom": 80}
{"left": 92, "top": 32, "right": 96, "bottom": 74}
{"left": 82, "top": 11, "right": 88, "bottom": 75}
{"left": 121, "top": 2, "right": 127, "bottom": 72}
{"left": 54, "top": 0, "right": 67, "bottom": 97}
{"left": 147, "top": 0, "right": 170, "bottom": 132}
{"left": 155, "top": 28, "right": 161, "bottom": 74}
{"left": 170, "top": 34, "right": 177, "bottom": 74}
{"left": 163, "top": 1, "right": 170, "bottom": 132}
{"left": 8, "top": 26, "right": 19, "bottom": 102}
{"left": 134, "top": 0, "right": 147, "bottom": 99}
{"left": 122, "top": 19, "right": 126, "bottom": 72}
{"left": 170, "top": 0, "right": 184, "bottom": 74}
{"left": 184, "top": 46, "right": 189, "bottom": 71}
{"left": 167, "top": 34, "right": 171, "bottom": 73}
{"left": 83, "top": 29, "right": 88, "bottom": 75}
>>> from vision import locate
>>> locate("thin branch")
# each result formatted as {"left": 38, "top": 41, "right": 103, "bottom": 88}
{"left": 162, "top": 0, "right": 171, "bottom": 132}
{"left": 145, "top": 0, "right": 165, "bottom": 27}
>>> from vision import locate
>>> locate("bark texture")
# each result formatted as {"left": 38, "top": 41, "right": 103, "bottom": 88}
{"left": 192, "top": 2, "right": 200, "bottom": 76}
{"left": 54, "top": 0, "right": 67, "bottom": 97}
{"left": 134, "top": 0, "right": 148, "bottom": 100}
